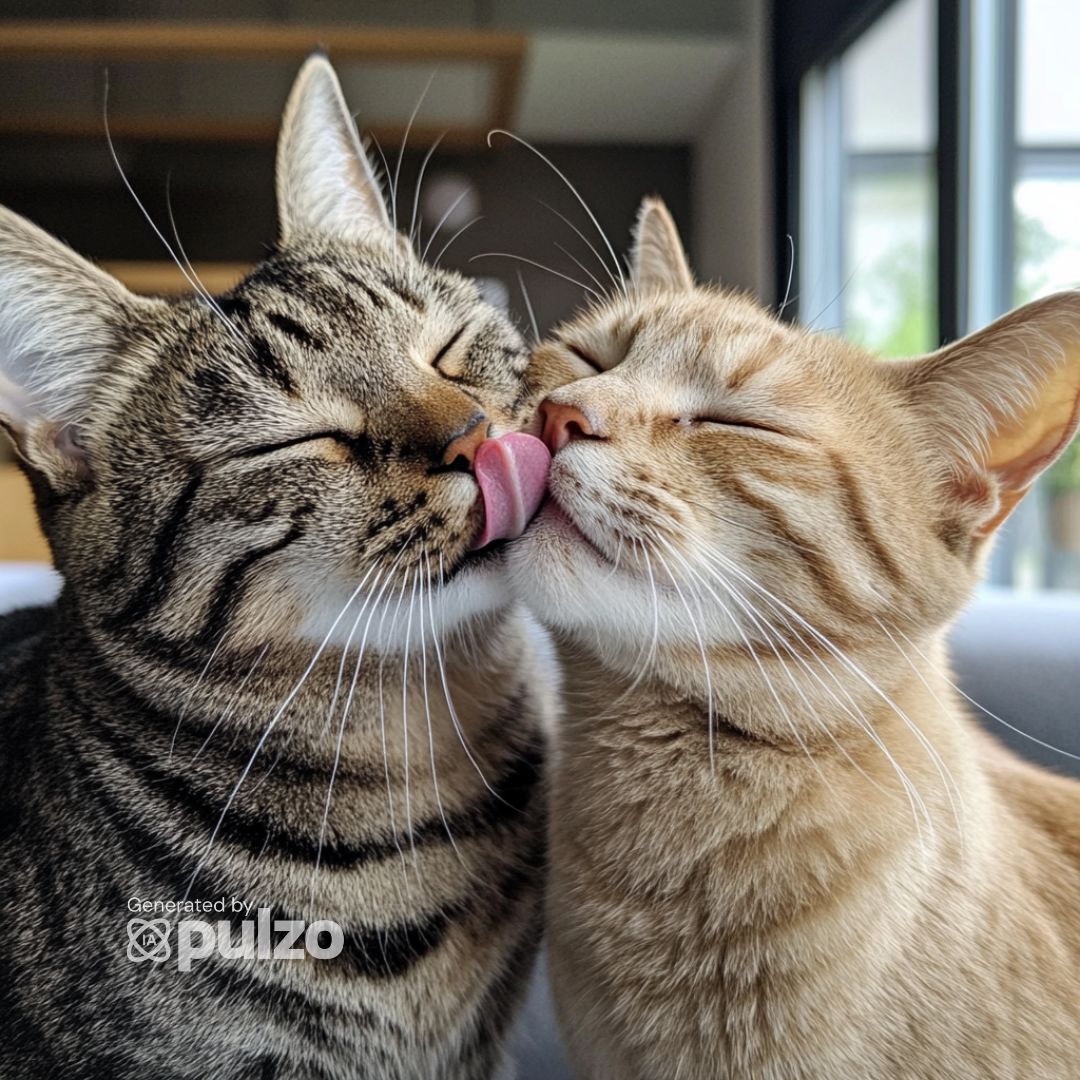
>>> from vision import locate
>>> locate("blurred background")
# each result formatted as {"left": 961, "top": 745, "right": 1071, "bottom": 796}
{"left": 779, "top": 0, "right": 1080, "bottom": 591}
{"left": 0, "top": 0, "right": 1078, "bottom": 596}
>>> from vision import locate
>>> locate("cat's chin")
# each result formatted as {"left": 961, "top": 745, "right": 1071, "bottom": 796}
{"left": 540, "top": 500, "right": 620, "bottom": 566}
{"left": 507, "top": 501, "right": 637, "bottom": 640}
{"left": 510, "top": 501, "right": 614, "bottom": 579}
{"left": 286, "top": 553, "right": 518, "bottom": 652}
{"left": 509, "top": 501, "right": 751, "bottom": 659}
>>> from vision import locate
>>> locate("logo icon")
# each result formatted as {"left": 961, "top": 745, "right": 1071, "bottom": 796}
{"left": 127, "top": 918, "right": 172, "bottom": 963}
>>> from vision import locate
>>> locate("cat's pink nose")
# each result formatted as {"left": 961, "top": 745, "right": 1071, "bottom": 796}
{"left": 541, "top": 401, "right": 605, "bottom": 453}
{"left": 440, "top": 413, "right": 488, "bottom": 470}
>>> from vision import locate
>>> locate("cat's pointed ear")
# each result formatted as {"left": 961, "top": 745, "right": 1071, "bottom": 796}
{"left": 892, "top": 291, "right": 1080, "bottom": 537}
{"left": 276, "top": 54, "right": 393, "bottom": 246}
{"left": 630, "top": 197, "right": 694, "bottom": 292}
{"left": 0, "top": 205, "right": 153, "bottom": 489}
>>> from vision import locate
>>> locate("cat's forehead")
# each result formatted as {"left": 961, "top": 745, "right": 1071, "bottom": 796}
{"left": 571, "top": 288, "right": 799, "bottom": 384}
{"left": 123, "top": 242, "right": 525, "bottom": 450}
{"left": 159, "top": 245, "right": 494, "bottom": 392}
{"left": 231, "top": 245, "right": 482, "bottom": 337}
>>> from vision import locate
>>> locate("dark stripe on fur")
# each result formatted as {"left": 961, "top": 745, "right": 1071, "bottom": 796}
{"left": 72, "top": 668, "right": 380, "bottom": 790}
{"left": 107, "top": 470, "right": 204, "bottom": 628}
{"left": 730, "top": 475, "right": 865, "bottom": 617}
{"left": 379, "top": 273, "right": 426, "bottom": 313}
{"left": 828, "top": 450, "right": 909, "bottom": 590}
{"left": 247, "top": 334, "right": 296, "bottom": 396}
{"left": 75, "top": 688, "right": 541, "bottom": 873}
{"left": 217, "top": 295, "right": 252, "bottom": 321}
{"left": 66, "top": 713, "right": 531, "bottom": 987}
{"left": 195, "top": 507, "right": 314, "bottom": 646}
{"left": 267, "top": 310, "right": 324, "bottom": 351}
{"left": 338, "top": 270, "right": 388, "bottom": 312}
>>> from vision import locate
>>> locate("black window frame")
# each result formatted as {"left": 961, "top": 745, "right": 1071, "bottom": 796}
{"left": 772, "top": 0, "right": 1080, "bottom": 591}
{"left": 772, "top": 0, "right": 978, "bottom": 345}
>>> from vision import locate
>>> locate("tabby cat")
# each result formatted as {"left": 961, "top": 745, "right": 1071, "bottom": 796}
{"left": 510, "top": 198, "right": 1080, "bottom": 1079}
{"left": 0, "top": 57, "right": 581, "bottom": 1079}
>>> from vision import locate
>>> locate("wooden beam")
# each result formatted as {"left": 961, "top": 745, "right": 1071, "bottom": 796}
{"left": 0, "top": 22, "right": 526, "bottom": 63}
{"left": 0, "top": 23, "right": 525, "bottom": 146}
{"left": 0, "top": 114, "right": 493, "bottom": 148}
{"left": 104, "top": 261, "right": 250, "bottom": 295}
{"left": 0, "top": 465, "right": 51, "bottom": 564}
{"left": 492, "top": 47, "right": 527, "bottom": 131}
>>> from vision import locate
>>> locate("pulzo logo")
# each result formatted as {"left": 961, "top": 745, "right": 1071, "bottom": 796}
{"left": 126, "top": 908, "right": 343, "bottom": 972}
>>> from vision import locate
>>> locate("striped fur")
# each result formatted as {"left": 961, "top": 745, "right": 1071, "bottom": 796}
{"left": 0, "top": 57, "right": 584, "bottom": 1079}
{"left": 509, "top": 199, "right": 1080, "bottom": 1078}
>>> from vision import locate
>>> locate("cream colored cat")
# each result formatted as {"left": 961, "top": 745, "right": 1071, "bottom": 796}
{"left": 509, "top": 198, "right": 1080, "bottom": 1079}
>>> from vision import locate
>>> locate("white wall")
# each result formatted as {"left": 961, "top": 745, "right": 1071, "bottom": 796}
{"left": 691, "top": 0, "right": 774, "bottom": 304}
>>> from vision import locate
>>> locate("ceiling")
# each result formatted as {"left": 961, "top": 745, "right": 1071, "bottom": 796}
{"left": 0, "top": 21, "right": 741, "bottom": 147}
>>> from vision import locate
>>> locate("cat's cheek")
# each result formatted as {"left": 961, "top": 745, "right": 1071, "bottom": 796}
{"left": 434, "top": 560, "right": 517, "bottom": 631}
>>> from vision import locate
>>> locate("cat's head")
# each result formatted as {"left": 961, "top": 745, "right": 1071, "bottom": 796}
{"left": 510, "top": 197, "right": 1080, "bottom": 701}
{"left": 0, "top": 57, "right": 582, "bottom": 661}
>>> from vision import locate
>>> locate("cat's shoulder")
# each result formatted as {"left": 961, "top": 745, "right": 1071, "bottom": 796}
{"left": 975, "top": 726, "right": 1080, "bottom": 870}
{"left": 0, "top": 605, "right": 55, "bottom": 831}
{"left": 0, "top": 604, "right": 54, "bottom": 715}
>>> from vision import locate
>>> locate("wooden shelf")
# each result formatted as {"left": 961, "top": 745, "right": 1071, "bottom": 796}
{"left": 0, "top": 21, "right": 525, "bottom": 145}
{"left": 105, "top": 261, "right": 250, "bottom": 295}
{"left": 0, "top": 116, "right": 496, "bottom": 150}
{"left": 0, "top": 22, "right": 525, "bottom": 62}
{"left": 0, "top": 465, "right": 50, "bottom": 564}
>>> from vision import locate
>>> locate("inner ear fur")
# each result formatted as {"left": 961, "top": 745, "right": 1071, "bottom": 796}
{"left": 0, "top": 203, "right": 162, "bottom": 490}
{"left": 630, "top": 197, "right": 694, "bottom": 292}
{"left": 891, "top": 290, "right": 1080, "bottom": 537}
{"left": 275, "top": 54, "right": 394, "bottom": 247}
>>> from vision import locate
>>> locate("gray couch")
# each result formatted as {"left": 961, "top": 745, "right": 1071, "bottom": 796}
{"left": 1, "top": 566, "right": 1076, "bottom": 1078}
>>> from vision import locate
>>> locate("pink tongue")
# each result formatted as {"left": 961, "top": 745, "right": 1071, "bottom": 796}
{"left": 472, "top": 433, "right": 552, "bottom": 548}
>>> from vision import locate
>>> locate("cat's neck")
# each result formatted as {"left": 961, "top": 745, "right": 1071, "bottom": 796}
{"left": 553, "top": 627, "right": 986, "bottom": 896}
{"left": 54, "top": 598, "right": 535, "bottom": 754}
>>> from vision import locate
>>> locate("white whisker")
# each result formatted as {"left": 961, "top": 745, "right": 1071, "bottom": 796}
{"left": 103, "top": 77, "right": 251, "bottom": 356}
{"left": 431, "top": 552, "right": 501, "bottom": 797}
{"left": 420, "top": 550, "right": 462, "bottom": 861}
{"left": 392, "top": 72, "right": 437, "bottom": 240}
{"left": 181, "top": 555, "right": 384, "bottom": 902}
{"left": 486, "top": 129, "right": 625, "bottom": 288}
{"left": 427, "top": 214, "right": 482, "bottom": 267}
{"left": 554, "top": 242, "right": 610, "bottom": 298}
{"left": 468, "top": 252, "right": 601, "bottom": 301}
{"left": 537, "top": 199, "right": 624, "bottom": 294}
{"left": 651, "top": 548, "right": 716, "bottom": 772}
{"left": 170, "top": 629, "right": 229, "bottom": 760}
{"left": 517, "top": 270, "right": 540, "bottom": 343}
{"left": 190, "top": 642, "right": 270, "bottom": 764}
{"left": 409, "top": 132, "right": 446, "bottom": 249}
{"left": 401, "top": 567, "right": 419, "bottom": 864}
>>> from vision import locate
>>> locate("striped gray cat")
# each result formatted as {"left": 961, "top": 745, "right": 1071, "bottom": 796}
{"left": 0, "top": 57, "right": 582, "bottom": 1079}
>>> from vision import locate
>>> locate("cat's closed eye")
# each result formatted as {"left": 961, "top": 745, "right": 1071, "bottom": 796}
{"left": 432, "top": 327, "right": 466, "bottom": 373}
{"left": 235, "top": 431, "right": 369, "bottom": 460}
{"left": 565, "top": 343, "right": 604, "bottom": 373}
{"left": 673, "top": 414, "right": 794, "bottom": 438}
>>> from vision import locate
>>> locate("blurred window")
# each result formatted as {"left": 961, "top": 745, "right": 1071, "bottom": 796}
{"left": 799, "top": 0, "right": 937, "bottom": 356}
{"left": 798, "top": 0, "right": 1080, "bottom": 590}
{"left": 1003, "top": 0, "right": 1080, "bottom": 589}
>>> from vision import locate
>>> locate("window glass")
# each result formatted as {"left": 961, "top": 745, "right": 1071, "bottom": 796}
{"left": 799, "top": 0, "right": 937, "bottom": 357}
{"left": 801, "top": 0, "right": 1080, "bottom": 590}
{"left": 1014, "top": 171, "right": 1080, "bottom": 304}
{"left": 845, "top": 164, "right": 936, "bottom": 355}
{"left": 844, "top": 0, "right": 936, "bottom": 153}
{"left": 1017, "top": 0, "right": 1080, "bottom": 145}
{"left": 1004, "top": 0, "right": 1080, "bottom": 589}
